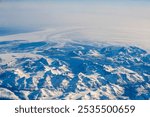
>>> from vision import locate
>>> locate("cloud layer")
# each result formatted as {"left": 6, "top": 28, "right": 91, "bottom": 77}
{"left": 0, "top": 0, "right": 150, "bottom": 50}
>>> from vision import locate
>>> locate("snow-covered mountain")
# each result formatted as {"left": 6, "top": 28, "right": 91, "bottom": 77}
{"left": 0, "top": 30, "right": 150, "bottom": 100}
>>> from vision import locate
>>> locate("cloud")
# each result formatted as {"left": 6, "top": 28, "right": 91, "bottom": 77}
{"left": 0, "top": 0, "right": 150, "bottom": 50}
{"left": 0, "top": 1, "right": 149, "bottom": 28}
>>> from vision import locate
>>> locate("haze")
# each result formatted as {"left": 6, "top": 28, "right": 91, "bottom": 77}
{"left": 0, "top": 0, "right": 150, "bottom": 50}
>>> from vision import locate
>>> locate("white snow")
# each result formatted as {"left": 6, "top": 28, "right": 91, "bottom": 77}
{"left": 46, "top": 58, "right": 53, "bottom": 65}
{"left": 88, "top": 50, "right": 101, "bottom": 57}
{"left": 136, "top": 85, "right": 148, "bottom": 96}
{"left": 44, "top": 66, "right": 62, "bottom": 75}
{"left": 115, "top": 67, "right": 144, "bottom": 83}
{"left": 78, "top": 72, "right": 100, "bottom": 80}
{"left": 19, "top": 91, "right": 31, "bottom": 100}
{"left": 111, "top": 84, "right": 124, "bottom": 96}
{"left": 99, "top": 85, "right": 116, "bottom": 100}
{"left": 65, "top": 91, "right": 89, "bottom": 100}
{"left": 38, "top": 88, "right": 63, "bottom": 100}
{"left": 59, "top": 65, "right": 69, "bottom": 72}
{"left": 90, "top": 91, "right": 100, "bottom": 99}
{"left": 67, "top": 73, "right": 74, "bottom": 78}
{"left": 0, "top": 88, "right": 19, "bottom": 100}
{"left": 61, "top": 79, "right": 69, "bottom": 88}
{"left": 14, "top": 69, "right": 29, "bottom": 78}
{"left": 0, "top": 53, "right": 46, "bottom": 65}
{"left": 104, "top": 65, "right": 115, "bottom": 72}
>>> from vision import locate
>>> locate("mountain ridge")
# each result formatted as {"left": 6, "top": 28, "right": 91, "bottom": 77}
{"left": 0, "top": 40, "right": 149, "bottom": 100}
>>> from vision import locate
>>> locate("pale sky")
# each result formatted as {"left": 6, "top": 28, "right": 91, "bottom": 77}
{"left": 0, "top": 0, "right": 150, "bottom": 29}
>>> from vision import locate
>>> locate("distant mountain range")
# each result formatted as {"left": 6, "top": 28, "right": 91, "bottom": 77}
{"left": 0, "top": 39, "right": 150, "bottom": 100}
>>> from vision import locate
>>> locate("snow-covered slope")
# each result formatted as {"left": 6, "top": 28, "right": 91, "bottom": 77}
{"left": 0, "top": 34, "right": 150, "bottom": 100}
